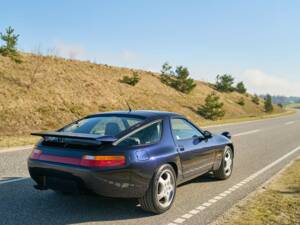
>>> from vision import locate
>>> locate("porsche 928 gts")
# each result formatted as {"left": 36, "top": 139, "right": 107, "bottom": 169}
{"left": 28, "top": 110, "right": 234, "bottom": 214}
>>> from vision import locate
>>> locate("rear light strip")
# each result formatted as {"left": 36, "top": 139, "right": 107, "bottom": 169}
{"left": 30, "top": 149, "right": 126, "bottom": 168}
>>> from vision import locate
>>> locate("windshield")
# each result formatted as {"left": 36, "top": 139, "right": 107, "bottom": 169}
{"left": 61, "top": 115, "right": 144, "bottom": 137}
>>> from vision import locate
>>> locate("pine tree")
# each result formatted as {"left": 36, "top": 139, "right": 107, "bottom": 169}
{"left": 252, "top": 94, "right": 260, "bottom": 105}
{"left": 215, "top": 74, "right": 235, "bottom": 92}
{"left": 160, "top": 63, "right": 196, "bottom": 94}
{"left": 236, "top": 81, "right": 247, "bottom": 94}
{"left": 0, "top": 26, "right": 21, "bottom": 63}
{"left": 264, "top": 94, "right": 273, "bottom": 112}
{"left": 198, "top": 92, "right": 225, "bottom": 120}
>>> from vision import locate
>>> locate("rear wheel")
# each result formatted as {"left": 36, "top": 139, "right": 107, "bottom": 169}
{"left": 138, "top": 164, "right": 176, "bottom": 214}
{"left": 214, "top": 146, "right": 233, "bottom": 180}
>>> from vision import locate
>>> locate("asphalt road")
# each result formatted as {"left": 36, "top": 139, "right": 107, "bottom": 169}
{"left": 1, "top": 110, "right": 300, "bottom": 225}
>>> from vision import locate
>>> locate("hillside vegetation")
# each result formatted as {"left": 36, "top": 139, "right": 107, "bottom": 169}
{"left": 0, "top": 53, "right": 284, "bottom": 142}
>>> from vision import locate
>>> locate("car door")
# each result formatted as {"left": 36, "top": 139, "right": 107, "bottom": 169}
{"left": 170, "top": 118, "right": 215, "bottom": 178}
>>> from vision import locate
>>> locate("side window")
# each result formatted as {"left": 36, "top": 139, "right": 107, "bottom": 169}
{"left": 117, "top": 121, "right": 162, "bottom": 147}
{"left": 171, "top": 118, "right": 203, "bottom": 140}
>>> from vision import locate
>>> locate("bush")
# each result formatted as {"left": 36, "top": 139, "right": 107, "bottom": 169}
{"left": 264, "top": 94, "right": 273, "bottom": 112}
{"left": 236, "top": 81, "right": 247, "bottom": 94}
{"left": 277, "top": 103, "right": 283, "bottom": 108}
{"left": 198, "top": 92, "right": 225, "bottom": 120}
{"left": 237, "top": 97, "right": 245, "bottom": 106}
{"left": 252, "top": 94, "right": 260, "bottom": 105}
{"left": 160, "top": 62, "right": 196, "bottom": 94}
{"left": 119, "top": 72, "right": 140, "bottom": 86}
{"left": 0, "top": 26, "right": 21, "bottom": 63}
{"left": 215, "top": 74, "right": 235, "bottom": 92}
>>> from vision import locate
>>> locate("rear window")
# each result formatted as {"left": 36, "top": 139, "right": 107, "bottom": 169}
{"left": 62, "top": 116, "right": 144, "bottom": 137}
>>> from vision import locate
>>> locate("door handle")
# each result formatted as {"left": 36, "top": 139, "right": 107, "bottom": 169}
{"left": 178, "top": 146, "right": 185, "bottom": 152}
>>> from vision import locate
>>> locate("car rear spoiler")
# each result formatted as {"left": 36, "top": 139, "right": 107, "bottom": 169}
{"left": 31, "top": 131, "right": 117, "bottom": 144}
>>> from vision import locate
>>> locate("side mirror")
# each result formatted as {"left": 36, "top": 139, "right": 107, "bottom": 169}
{"left": 221, "top": 131, "right": 231, "bottom": 139}
{"left": 203, "top": 130, "right": 212, "bottom": 139}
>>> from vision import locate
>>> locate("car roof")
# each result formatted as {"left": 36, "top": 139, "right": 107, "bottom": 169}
{"left": 87, "top": 110, "right": 182, "bottom": 119}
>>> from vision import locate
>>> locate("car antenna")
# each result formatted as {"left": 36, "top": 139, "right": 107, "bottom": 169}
{"left": 125, "top": 100, "right": 132, "bottom": 112}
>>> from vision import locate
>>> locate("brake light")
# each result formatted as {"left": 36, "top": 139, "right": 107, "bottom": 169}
{"left": 30, "top": 149, "right": 42, "bottom": 159}
{"left": 29, "top": 149, "right": 125, "bottom": 168}
{"left": 80, "top": 155, "right": 126, "bottom": 168}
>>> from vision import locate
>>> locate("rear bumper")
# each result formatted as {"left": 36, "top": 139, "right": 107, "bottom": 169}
{"left": 28, "top": 159, "right": 148, "bottom": 198}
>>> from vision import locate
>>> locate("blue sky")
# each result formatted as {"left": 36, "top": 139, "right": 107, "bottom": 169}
{"left": 1, "top": 0, "right": 300, "bottom": 96}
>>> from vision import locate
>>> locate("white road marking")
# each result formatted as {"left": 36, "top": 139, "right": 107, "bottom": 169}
{"left": 189, "top": 209, "right": 199, "bottom": 214}
{"left": 208, "top": 199, "right": 217, "bottom": 203}
{"left": 214, "top": 195, "right": 223, "bottom": 200}
{"left": 196, "top": 206, "right": 206, "bottom": 210}
{"left": 174, "top": 218, "right": 185, "bottom": 224}
{"left": 168, "top": 145, "right": 300, "bottom": 225}
{"left": 0, "top": 177, "right": 28, "bottom": 184}
{"left": 285, "top": 121, "right": 295, "bottom": 125}
{"left": 233, "top": 129, "right": 260, "bottom": 137}
{"left": 219, "top": 193, "right": 227, "bottom": 197}
{"left": 202, "top": 202, "right": 211, "bottom": 207}
{"left": 182, "top": 214, "right": 193, "bottom": 219}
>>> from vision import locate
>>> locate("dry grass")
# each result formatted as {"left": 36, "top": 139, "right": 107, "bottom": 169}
{"left": 0, "top": 135, "right": 39, "bottom": 148}
{"left": 215, "top": 158, "right": 300, "bottom": 225}
{"left": 0, "top": 53, "right": 284, "bottom": 147}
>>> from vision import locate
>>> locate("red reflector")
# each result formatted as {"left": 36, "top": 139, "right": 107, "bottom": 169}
{"left": 30, "top": 150, "right": 125, "bottom": 168}
{"left": 39, "top": 154, "right": 81, "bottom": 165}
{"left": 30, "top": 149, "right": 42, "bottom": 159}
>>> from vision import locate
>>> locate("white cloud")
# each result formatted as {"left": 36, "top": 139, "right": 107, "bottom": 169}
{"left": 241, "top": 69, "right": 300, "bottom": 96}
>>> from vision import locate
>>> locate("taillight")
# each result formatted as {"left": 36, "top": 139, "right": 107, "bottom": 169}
{"left": 29, "top": 149, "right": 125, "bottom": 168}
{"left": 30, "top": 149, "right": 42, "bottom": 159}
{"left": 80, "top": 155, "right": 126, "bottom": 168}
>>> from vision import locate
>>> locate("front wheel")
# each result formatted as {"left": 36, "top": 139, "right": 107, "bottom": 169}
{"left": 138, "top": 164, "right": 176, "bottom": 214}
{"left": 214, "top": 146, "right": 233, "bottom": 180}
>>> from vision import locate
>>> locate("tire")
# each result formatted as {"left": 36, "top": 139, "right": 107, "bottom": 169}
{"left": 138, "top": 164, "right": 176, "bottom": 214}
{"left": 214, "top": 145, "right": 233, "bottom": 180}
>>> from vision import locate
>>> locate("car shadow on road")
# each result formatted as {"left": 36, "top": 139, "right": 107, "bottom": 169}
{"left": 0, "top": 179, "right": 156, "bottom": 225}
{"left": 178, "top": 172, "right": 220, "bottom": 187}
{"left": 1, "top": 174, "right": 221, "bottom": 225}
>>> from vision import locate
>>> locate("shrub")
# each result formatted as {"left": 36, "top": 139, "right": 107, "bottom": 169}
{"left": 237, "top": 97, "right": 245, "bottom": 106}
{"left": 198, "top": 92, "right": 225, "bottom": 120}
{"left": 215, "top": 74, "right": 235, "bottom": 92}
{"left": 120, "top": 72, "right": 140, "bottom": 86}
{"left": 264, "top": 94, "right": 273, "bottom": 112}
{"left": 160, "top": 62, "right": 196, "bottom": 94}
{"left": 252, "top": 94, "right": 260, "bottom": 105}
{"left": 0, "top": 26, "right": 21, "bottom": 63}
{"left": 277, "top": 103, "right": 283, "bottom": 108}
{"left": 236, "top": 81, "right": 247, "bottom": 94}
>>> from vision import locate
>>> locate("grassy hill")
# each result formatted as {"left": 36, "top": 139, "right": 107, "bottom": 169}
{"left": 0, "top": 53, "right": 284, "bottom": 147}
